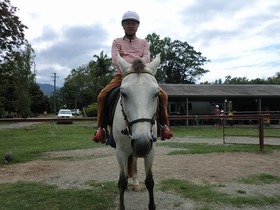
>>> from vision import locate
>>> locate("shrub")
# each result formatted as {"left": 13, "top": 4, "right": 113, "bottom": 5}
{"left": 84, "top": 103, "right": 97, "bottom": 117}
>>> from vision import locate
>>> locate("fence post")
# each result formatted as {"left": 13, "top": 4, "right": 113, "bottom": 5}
{"left": 222, "top": 119, "right": 225, "bottom": 144}
{"left": 258, "top": 115, "right": 264, "bottom": 152}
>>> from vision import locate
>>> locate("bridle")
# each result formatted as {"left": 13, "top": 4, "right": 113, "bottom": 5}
{"left": 120, "top": 70, "right": 158, "bottom": 139}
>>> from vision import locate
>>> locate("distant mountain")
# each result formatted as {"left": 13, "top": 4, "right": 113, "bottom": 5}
{"left": 38, "top": 83, "right": 60, "bottom": 96}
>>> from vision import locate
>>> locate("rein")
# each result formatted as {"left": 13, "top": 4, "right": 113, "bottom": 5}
{"left": 120, "top": 70, "right": 158, "bottom": 138}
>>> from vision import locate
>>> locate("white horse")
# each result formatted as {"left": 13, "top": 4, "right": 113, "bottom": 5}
{"left": 112, "top": 53, "right": 160, "bottom": 210}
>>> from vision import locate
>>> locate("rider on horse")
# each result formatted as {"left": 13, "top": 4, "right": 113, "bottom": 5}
{"left": 93, "top": 10, "right": 173, "bottom": 143}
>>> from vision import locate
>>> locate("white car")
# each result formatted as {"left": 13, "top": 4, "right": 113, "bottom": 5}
{"left": 57, "top": 109, "right": 73, "bottom": 124}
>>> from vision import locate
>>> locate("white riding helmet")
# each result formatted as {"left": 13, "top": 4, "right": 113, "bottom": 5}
{"left": 121, "top": 11, "right": 140, "bottom": 25}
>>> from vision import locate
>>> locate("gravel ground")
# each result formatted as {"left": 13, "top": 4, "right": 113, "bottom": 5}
{"left": 1, "top": 136, "right": 280, "bottom": 210}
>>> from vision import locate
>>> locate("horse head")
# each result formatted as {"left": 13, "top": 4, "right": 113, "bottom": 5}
{"left": 117, "top": 53, "right": 161, "bottom": 157}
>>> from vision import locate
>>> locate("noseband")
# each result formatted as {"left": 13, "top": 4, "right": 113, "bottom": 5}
{"left": 120, "top": 70, "right": 158, "bottom": 138}
{"left": 121, "top": 116, "right": 157, "bottom": 137}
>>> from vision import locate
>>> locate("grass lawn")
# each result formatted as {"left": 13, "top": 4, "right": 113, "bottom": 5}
{"left": 1, "top": 123, "right": 280, "bottom": 164}
{"left": 0, "top": 122, "right": 102, "bottom": 163}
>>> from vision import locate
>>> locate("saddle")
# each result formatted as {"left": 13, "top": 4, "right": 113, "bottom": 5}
{"left": 105, "top": 86, "right": 120, "bottom": 126}
{"left": 104, "top": 86, "right": 120, "bottom": 148}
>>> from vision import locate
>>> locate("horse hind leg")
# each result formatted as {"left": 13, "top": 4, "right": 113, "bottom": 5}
{"left": 127, "top": 155, "right": 141, "bottom": 192}
{"left": 145, "top": 169, "right": 156, "bottom": 210}
{"left": 118, "top": 172, "right": 128, "bottom": 210}
{"left": 129, "top": 156, "right": 141, "bottom": 192}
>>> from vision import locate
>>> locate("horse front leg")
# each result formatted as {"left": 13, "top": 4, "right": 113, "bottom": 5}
{"left": 145, "top": 168, "right": 156, "bottom": 210}
{"left": 116, "top": 147, "right": 130, "bottom": 210}
{"left": 145, "top": 149, "right": 156, "bottom": 210}
{"left": 118, "top": 171, "right": 128, "bottom": 210}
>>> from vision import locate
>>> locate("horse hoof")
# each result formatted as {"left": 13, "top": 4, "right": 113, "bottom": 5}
{"left": 132, "top": 184, "right": 141, "bottom": 192}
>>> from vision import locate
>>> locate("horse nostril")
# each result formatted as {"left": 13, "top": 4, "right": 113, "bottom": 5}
{"left": 131, "top": 137, "right": 153, "bottom": 157}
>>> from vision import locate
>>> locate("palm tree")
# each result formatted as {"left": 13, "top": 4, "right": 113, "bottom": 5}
{"left": 93, "top": 51, "right": 113, "bottom": 78}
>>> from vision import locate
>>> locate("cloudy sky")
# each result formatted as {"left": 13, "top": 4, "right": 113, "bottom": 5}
{"left": 11, "top": 0, "right": 280, "bottom": 87}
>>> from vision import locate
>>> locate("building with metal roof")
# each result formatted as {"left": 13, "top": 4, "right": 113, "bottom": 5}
{"left": 160, "top": 84, "right": 280, "bottom": 115}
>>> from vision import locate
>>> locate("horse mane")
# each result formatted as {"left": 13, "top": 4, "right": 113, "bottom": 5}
{"left": 132, "top": 59, "right": 146, "bottom": 73}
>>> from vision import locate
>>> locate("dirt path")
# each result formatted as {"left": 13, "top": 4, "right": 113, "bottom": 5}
{"left": 0, "top": 122, "right": 42, "bottom": 129}
{"left": 1, "top": 137, "right": 280, "bottom": 209}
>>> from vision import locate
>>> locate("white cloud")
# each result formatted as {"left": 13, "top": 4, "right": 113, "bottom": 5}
{"left": 10, "top": 0, "right": 280, "bottom": 86}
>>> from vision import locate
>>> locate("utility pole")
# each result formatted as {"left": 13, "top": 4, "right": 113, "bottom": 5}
{"left": 52, "top": 73, "right": 59, "bottom": 113}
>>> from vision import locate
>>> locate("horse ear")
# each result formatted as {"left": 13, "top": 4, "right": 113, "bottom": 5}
{"left": 117, "top": 52, "right": 131, "bottom": 73}
{"left": 146, "top": 53, "right": 160, "bottom": 74}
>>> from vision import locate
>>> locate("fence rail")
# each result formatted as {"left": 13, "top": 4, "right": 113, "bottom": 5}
{"left": 0, "top": 117, "right": 97, "bottom": 123}
{"left": 169, "top": 113, "right": 280, "bottom": 152}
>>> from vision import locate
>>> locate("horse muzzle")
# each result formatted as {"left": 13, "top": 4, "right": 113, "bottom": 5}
{"left": 131, "top": 136, "right": 153, "bottom": 157}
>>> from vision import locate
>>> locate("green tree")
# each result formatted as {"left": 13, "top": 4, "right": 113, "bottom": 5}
{"left": 1, "top": 82, "right": 16, "bottom": 115}
{"left": 12, "top": 44, "right": 36, "bottom": 117}
{"left": 0, "top": 43, "right": 38, "bottom": 118}
{"left": 0, "top": 0, "right": 50, "bottom": 118}
{"left": 59, "top": 51, "right": 114, "bottom": 109}
{"left": 208, "top": 72, "right": 280, "bottom": 85}
{"left": 0, "top": 0, "right": 28, "bottom": 62}
{"left": 214, "top": 79, "right": 223, "bottom": 84}
{"left": 0, "top": 0, "right": 39, "bottom": 117}
{"left": 91, "top": 51, "right": 114, "bottom": 91}
{"left": 146, "top": 33, "right": 210, "bottom": 84}
{"left": 59, "top": 66, "right": 89, "bottom": 109}
{"left": 30, "top": 83, "right": 50, "bottom": 115}
{"left": 224, "top": 75, "right": 249, "bottom": 84}
{"left": 267, "top": 72, "right": 280, "bottom": 84}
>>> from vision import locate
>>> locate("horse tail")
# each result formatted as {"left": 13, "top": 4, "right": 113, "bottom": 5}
{"left": 128, "top": 155, "right": 133, "bottom": 178}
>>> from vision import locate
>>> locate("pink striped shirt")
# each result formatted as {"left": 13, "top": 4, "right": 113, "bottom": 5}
{"left": 111, "top": 37, "right": 150, "bottom": 75}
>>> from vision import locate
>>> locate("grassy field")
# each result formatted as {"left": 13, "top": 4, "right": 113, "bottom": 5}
{"left": 0, "top": 181, "right": 117, "bottom": 210}
{"left": 172, "top": 125, "right": 280, "bottom": 138}
{"left": 1, "top": 123, "right": 279, "bottom": 164}
{"left": 161, "top": 176, "right": 280, "bottom": 209}
{"left": 0, "top": 122, "right": 102, "bottom": 163}
{"left": 0, "top": 123, "right": 280, "bottom": 209}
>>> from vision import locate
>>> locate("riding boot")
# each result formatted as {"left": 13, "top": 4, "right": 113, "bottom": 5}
{"left": 93, "top": 127, "right": 108, "bottom": 143}
{"left": 158, "top": 96, "right": 173, "bottom": 140}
